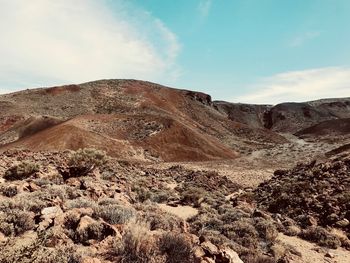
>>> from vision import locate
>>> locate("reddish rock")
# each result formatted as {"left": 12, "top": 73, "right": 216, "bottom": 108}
{"left": 201, "top": 241, "right": 219, "bottom": 255}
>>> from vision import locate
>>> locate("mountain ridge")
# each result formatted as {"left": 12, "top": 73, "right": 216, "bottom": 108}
{"left": 0, "top": 79, "right": 349, "bottom": 162}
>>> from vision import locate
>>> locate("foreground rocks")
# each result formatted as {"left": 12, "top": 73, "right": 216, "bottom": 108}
{"left": 0, "top": 150, "right": 246, "bottom": 263}
{"left": 255, "top": 154, "right": 350, "bottom": 249}
{"left": 1, "top": 149, "right": 349, "bottom": 262}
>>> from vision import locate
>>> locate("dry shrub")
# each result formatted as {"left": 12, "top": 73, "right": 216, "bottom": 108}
{"left": 270, "top": 243, "right": 287, "bottom": 261}
{"left": 132, "top": 184, "right": 174, "bottom": 203}
{"left": 220, "top": 208, "right": 251, "bottom": 224}
{"left": 0, "top": 209, "right": 35, "bottom": 236}
{"left": 0, "top": 235, "right": 81, "bottom": 263}
{"left": 0, "top": 185, "right": 18, "bottom": 197}
{"left": 65, "top": 197, "right": 97, "bottom": 210}
{"left": 330, "top": 228, "right": 350, "bottom": 249}
{"left": 180, "top": 187, "right": 206, "bottom": 207}
{"left": 159, "top": 232, "right": 193, "bottom": 263}
{"left": 254, "top": 219, "right": 278, "bottom": 243}
{"left": 135, "top": 203, "right": 182, "bottom": 231}
{"left": 75, "top": 221, "right": 114, "bottom": 244}
{"left": 12, "top": 193, "right": 48, "bottom": 214}
{"left": 300, "top": 226, "right": 341, "bottom": 249}
{"left": 189, "top": 211, "right": 223, "bottom": 233}
{"left": 225, "top": 220, "right": 259, "bottom": 249}
{"left": 132, "top": 186, "right": 152, "bottom": 202}
{"left": 241, "top": 253, "right": 275, "bottom": 263}
{"left": 117, "top": 222, "right": 164, "bottom": 263}
{"left": 93, "top": 204, "right": 135, "bottom": 224}
{"left": 4, "top": 161, "right": 39, "bottom": 181}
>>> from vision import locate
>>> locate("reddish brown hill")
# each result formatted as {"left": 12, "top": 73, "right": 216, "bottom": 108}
{"left": 0, "top": 79, "right": 287, "bottom": 161}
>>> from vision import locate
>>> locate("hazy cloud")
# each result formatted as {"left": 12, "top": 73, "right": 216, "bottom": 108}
{"left": 289, "top": 31, "right": 321, "bottom": 47}
{"left": 0, "top": 0, "right": 181, "bottom": 92}
{"left": 198, "top": 0, "right": 212, "bottom": 18}
{"left": 235, "top": 67, "right": 350, "bottom": 104}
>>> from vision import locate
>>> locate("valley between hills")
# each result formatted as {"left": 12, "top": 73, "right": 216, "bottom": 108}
{"left": 0, "top": 79, "right": 350, "bottom": 263}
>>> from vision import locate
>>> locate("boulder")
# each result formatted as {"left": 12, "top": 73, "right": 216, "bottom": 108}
{"left": 220, "top": 247, "right": 244, "bottom": 263}
{"left": 38, "top": 206, "right": 63, "bottom": 231}
{"left": 41, "top": 206, "right": 63, "bottom": 219}
{"left": 193, "top": 246, "right": 206, "bottom": 258}
{"left": 77, "top": 215, "right": 97, "bottom": 233}
{"left": 201, "top": 241, "right": 219, "bottom": 255}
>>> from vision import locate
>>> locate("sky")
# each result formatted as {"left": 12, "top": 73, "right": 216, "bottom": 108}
{"left": 0, "top": 0, "right": 349, "bottom": 104}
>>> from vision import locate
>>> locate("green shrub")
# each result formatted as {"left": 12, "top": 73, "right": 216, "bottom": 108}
{"left": 65, "top": 197, "right": 97, "bottom": 210}
{"left": 68, "top": 148, "right": 107, "bottom": 176}
{"left": 4, "top": 161, "right": 39, "bottom": 181}
{"left": 93, "top": 204, "right": 135, "bottom": 224}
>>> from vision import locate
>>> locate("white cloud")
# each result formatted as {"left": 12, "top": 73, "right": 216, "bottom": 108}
{"left": 0, "top": 0, "right": 181, "bottom": 92}
{"left": 235, "top": 67, "right": 350, "bottom": 105}
{"left": 289, "top": 31, "right": 321, "bottom": 47}
{"left": 198, "top": 0, "right": 212, "bottom": 18}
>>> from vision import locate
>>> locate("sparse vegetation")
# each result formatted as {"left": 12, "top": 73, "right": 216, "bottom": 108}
{"left": 0, "top": 149, "right": 349, "bottom": 262}
{"left": 67, "top": 148, "right": 107, "bottom": 177}
{"left": 0, "top": 185, "right": 18, "bottom": 197}
{"left": 0, "top": 209, "right": 35, "bottom": 236}
{"left": 300, "top": 227, "right": 342, "bottom": 249}
{"left": 4, "top": 161, "right": 39, "bottom": 181}
{"left": 159, "top": 232, "right": 193, "bottom": 263}
{"left": 93, "top": 204, "right": 135, "bottom": 224}
{"left": 116, "top": 222, "right": 163, "bottom": 263}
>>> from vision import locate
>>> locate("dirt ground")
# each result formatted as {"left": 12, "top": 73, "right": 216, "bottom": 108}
{"left": 278, "top": 233, "right": 350, "bottom": 263}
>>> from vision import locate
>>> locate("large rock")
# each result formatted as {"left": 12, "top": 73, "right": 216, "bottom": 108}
{"left": 41, "top": 206, "right": 63, "bottom": 219}
{"left": 219, "top": 247, "right": 244, "bottom": 263}
{"left": 201, "top": 241, "right": 219, "bottom": 255}
{"left": 77, "top": 215, "right": 97, "bottom": 233}
{"left": 193, "top": 246, "right": 206, "bottom": 259}
{"left": 38, "top": 206, "right": 63, "bottom": 231}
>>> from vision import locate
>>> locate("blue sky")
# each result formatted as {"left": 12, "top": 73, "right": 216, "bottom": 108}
{"left": 0, "top": 0, "right": 349, "bottom": 103}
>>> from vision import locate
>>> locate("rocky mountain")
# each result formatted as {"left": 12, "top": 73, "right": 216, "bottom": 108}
{"left": 1, "top": 80, "right": 350, "bottom": 263}
{"left": 0, "top": 79, "right": 349, "bottom": 164}
{"left": 215, "top": 98, "right": 350, "bottom": 134}
{"left": 0, "top": 80, "right": 286, "bottom": 162}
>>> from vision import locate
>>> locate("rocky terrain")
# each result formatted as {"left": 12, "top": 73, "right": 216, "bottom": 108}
{"left": 0, "top": 80, "right": 350, "bottom": 262}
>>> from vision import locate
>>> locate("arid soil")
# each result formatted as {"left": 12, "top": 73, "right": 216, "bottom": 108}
{"left": 0, "top": 80, "right": 350, "bottom": 262}
{"left": 1, "top": 149, "right": 350, "bottom": 263}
